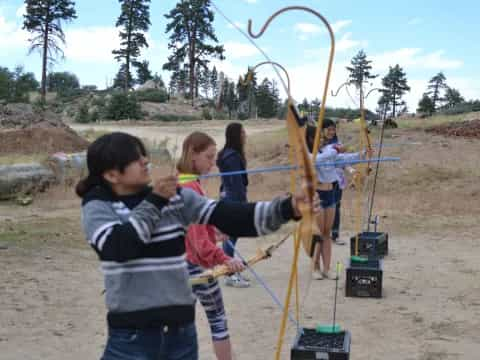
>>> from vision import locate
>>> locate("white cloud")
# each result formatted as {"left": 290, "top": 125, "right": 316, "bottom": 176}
{"left": 0, "top": 13, "right": 29, "bottom": 50}
{"left": 371, "top": 48, "right": 463, "bottom": 71}
{"left": 227, "top": 21, "right": 246, "bottom": 30}
{"left": 243, "top": 0, "right": 258, "bottom": 3}
{"left": 295, "top": 19, "right": 354, "bottom": 42}
{"left": 407, "top": 17, "right": 423, "bottom": 26}
{"left": 337, "top": 32, "right": 365, "bottom": 52}
{"left": 332, "top": 20, "right": 352, "bottom": 33}
{"left": 64, "top": 26, "right": 120, "bottom": 62}
{"left": 16, "top": 4, "right": 26, "bottom": 18}
{"left": 295, "top": 22, "right": 323, "bottom": 34}
{"left": 223, "top": 41, "right": 260, "bottom": 59}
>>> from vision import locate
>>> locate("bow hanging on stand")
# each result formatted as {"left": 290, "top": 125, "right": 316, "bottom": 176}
{"left": 246, "top": 6, "right": 336, "bottom": 359}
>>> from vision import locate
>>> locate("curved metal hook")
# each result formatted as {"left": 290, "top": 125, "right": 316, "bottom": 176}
{"left": 331, "top": 81, "right": 349, "bottom": 97}
{"left": 248, "top": 6, "right": 336, "bottom": 157}
{"left": 241, "top": 61, "right": 291, "bottom": 96}
{"left": 365, "top": 87, "right": 382, "bottom": 99}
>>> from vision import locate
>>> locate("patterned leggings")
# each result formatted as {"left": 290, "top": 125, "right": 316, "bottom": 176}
{"left": 188, "top": 262, "right": 229, "bottom": 341}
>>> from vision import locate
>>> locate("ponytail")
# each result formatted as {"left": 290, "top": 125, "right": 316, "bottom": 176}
{"left": 75, "top": 174, "right": 102, "bottom": 198}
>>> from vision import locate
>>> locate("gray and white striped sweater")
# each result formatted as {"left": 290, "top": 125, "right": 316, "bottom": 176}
{"left": 81, "top": 185, "right": 297, "bottom": 329}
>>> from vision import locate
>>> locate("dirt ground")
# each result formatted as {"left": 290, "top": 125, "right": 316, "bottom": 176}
{"left": 1, "top": 119, "right": 479, "bottom": 360}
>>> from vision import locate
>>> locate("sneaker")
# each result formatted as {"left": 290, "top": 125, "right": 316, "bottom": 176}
{"left": 224, "top": 274, "right": 250, "bottom": 288}
{"left": 236, "top": 272, "right": 250, "bottom": 283}
{"left": 322, "top": 271, "right": 338, "bottom": 280}
{"left": 313, "top": 270, "right": 324, "bottom": 280}
{"left": 334, "top": 239, "right": 346, "bottom": 245}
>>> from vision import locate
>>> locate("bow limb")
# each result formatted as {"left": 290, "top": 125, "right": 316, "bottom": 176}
{"left": 188, "top": 232, "right": 292, "bottom": 286}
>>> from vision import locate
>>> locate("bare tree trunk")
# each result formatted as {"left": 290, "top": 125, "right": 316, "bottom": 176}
{"left": 41, "top": 24, "right": 49, "bottom": 102}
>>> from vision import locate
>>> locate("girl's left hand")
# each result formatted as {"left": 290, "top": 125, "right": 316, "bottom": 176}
{"left": 291, "top": 186, "right": 321, "bottom": 218}
{"left": 215, "top": 228, "right": 229, "bottom": 243}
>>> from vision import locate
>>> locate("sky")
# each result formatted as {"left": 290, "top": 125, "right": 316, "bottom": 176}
{"left": 0, "top": 0, "right": 478, "bottom": 111}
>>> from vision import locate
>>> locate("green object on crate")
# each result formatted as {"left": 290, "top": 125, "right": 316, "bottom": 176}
{"left": 316, "top": 324, "right": 342, "bottom": 334}
{"left": 351, "top": 255, "right": 368, "bottom": 264}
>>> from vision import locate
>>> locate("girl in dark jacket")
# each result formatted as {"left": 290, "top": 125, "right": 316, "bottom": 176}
{"left": 216, "top": 123, "right": 250, "bottom": 287}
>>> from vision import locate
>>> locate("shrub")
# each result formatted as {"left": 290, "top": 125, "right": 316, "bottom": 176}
{"left": 136, "top": 89, "right": 168, "bottom": 103}
{"left": 105, "top": 92, "right": 142, "bottom": 120}
{"left": 202, "top": 108, "right": 212, "bottom": 120}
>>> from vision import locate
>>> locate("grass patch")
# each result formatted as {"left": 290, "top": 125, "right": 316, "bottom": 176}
{"left": 0, "top": 216, "right": 83, "bottom": 249}
{"left": 151, "top": 114, "right": 202, "bottom": 122}
{"left": 0, "top": 154, "right": 48, "bottom": 165}
{"left": 397, "top": 112, "right": 477, "bottom": 130}
{"left": 77, "top": 128, "right": 111, "bottom": 142}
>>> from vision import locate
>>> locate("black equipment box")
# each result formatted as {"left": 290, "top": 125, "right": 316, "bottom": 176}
{"left": 291, "top": 328, "right": 351, "bottom": 360}
{"left": 345, "top": 257, "right": 383, "bottom": 298}
{"left": 350, "top": 231, "right": 388, "bottom": 258}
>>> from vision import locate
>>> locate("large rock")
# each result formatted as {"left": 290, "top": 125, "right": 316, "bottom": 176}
{"left": 0, "top": 163, "right": 56, "bottom": 200}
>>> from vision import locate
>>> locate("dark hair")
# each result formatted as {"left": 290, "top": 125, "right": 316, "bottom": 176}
{"left": 305, "top": 125, "right": 317, "bottom": 153}
{"left": 220, "top": 122, "right": 246, "bottom": 165}
{"left": 322, "top": 118, "right": 336, "bottom": 129}
{"left": 177, "top": 131, "right": 216, "bottom": 174}
{"left": 75, "top": 132, "right": 147, "bottom": 198}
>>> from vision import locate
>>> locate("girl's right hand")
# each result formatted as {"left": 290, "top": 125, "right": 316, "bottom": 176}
{"left": 333, "top": 144, "right": 346, "bottom": 153}
{"left": 226, "top": 258, "right": 245, "bottom": 273}
{"left": 152, "top": 175, "right": 178, "bottom": 199}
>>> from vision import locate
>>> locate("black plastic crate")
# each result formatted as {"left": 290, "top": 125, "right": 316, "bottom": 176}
{"left": 291, "top": 328, "right": 351, "bottom": 360}
{"left": 345, "top": 258, "right": 383, "bottom": 298}
{"left": 350, "top": 231, "right": 388, "bottom": 258}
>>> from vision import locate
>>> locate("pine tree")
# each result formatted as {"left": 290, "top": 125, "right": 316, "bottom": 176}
{"left": 163, "top": 0, "right": 225, "bottom": 106}
{"left": 426, "top": 72, "right": 447, "bottom": 111}
{"left": 417, "top": 93, "right": 435, "bottom": 115}
{"left": 346, "top": 50, "right": 377, "bottom": 103}
{"left": 113, "top": 64, "right": 134, "bottom": 89}
{"left": 381, "top": 65, "right": 410, "bottom": 118}
{"left": 112, "top": 0, "right": 151, "bottom": 91}
{"left": 135, "top": 60, "right": 153, "bottom": 85}
{"left": 199, "top": 66, "right": 211, "bottom": 98}
{"left": 23, "top": 0, "right": 77, "bottom": 102}
{"left": 256, "top": 78, "right": 279, "bottom": 118}
{"left": 210, "top": 66, "right": 218, "bottom": 98}
{"left": 444, "top": 87, "right": 464, "bottom": 108}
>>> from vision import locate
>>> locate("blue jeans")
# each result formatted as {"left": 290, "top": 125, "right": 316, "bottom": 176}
{"left": 101, "top": 323, "right": 198, "bottom": 360}
{"left": 223, "top": 237, "right": 237, "bottom": 258}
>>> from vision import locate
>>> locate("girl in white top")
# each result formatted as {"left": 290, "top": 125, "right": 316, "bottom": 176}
{"left": 306, "top": 121, "right": 368, "bottom": 280}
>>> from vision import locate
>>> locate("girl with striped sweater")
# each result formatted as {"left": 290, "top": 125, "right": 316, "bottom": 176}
{"left": 76, "top": 132, "right": 316, "bottom": 360}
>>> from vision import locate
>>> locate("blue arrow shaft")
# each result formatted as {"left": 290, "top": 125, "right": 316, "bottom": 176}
{"left": 198, "top": 157, "right": 399, "bottom": 180}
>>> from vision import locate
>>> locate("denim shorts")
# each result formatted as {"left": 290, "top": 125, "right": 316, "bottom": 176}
{"left": 101, "top": 322, "right": 198, "bottom": 360}
{"left": 317, "top": 189, "right": 337, "bottom": 209}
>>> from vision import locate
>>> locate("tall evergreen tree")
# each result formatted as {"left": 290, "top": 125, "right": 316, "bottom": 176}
{"left": 256, "top": 78, "right": 279, "bottom": 118}
{"left": 381, "top": 65, "right": 410, "bottom": 118}
{"left": 376, "top": 91, "right": 391, "bottom": 119}
{"left": 417, "top": 93, "right": 435, "bottom": 115}
{"left": 198, "top": 66, "right": 211, "bottom": 98}
{"left": 444, "top": 87, "right": 464, "bottom": 108}
{"left": 112, "top": 0, "right": 151, "bottom": 91}
{"left": 210, "top": 66, "right": 218, "bottom": 98}
{"left": 23, "top": 0, "right": 77, "bottom": 102}
{"left": 152, "top": 73, "right": 165, "bottom": 88}
{"left": 163, "top": 0, "right": 225, "bottom": 105}
{"left": 113, "top": 64, "right": 134, "bottom": 89}
{"left": 346, "top": 50, "right": 377, "bottom": 105}
{"left": 426, "top": 72, "right": 447, "bottom": 111}
{"left": 236, "top": 70, "right": 257, "bottom": 119}
{"left": 135, "top": 60, "right": 153, "bottom": 85}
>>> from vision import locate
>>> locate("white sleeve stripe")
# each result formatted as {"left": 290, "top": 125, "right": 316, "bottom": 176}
{"left": 97, "top": 227, "right": 113, "bottom": 251}
{"left": 91, "top": 221, "right": 121, "bottom": 245}
{"left": 254, "top": 202, "right": 263, "bottom": 235}
{"left": 197, "top": 199, "right": 216, "bottom": 224}
{"left": 129, "top": 217, "right": 148, "bottom": 243}
{"left": 199, "top": 201, "right": 217, "bottom": 224}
